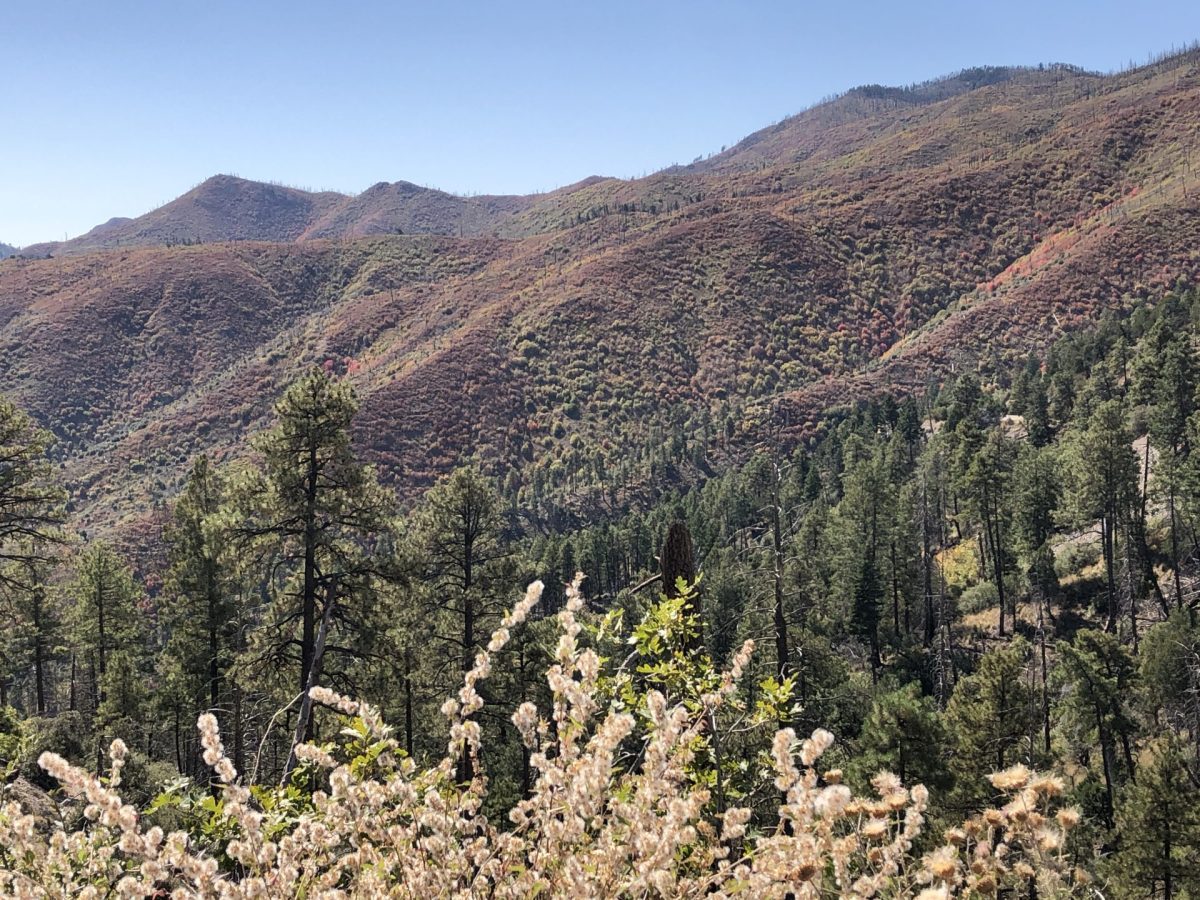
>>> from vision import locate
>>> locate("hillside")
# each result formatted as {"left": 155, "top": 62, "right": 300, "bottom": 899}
{"left": 0, "top": 242, "right": 16, "bottom": 259}
{"left": 4, "top": 50, "right": 1200, "bottom": 535}
{"left": 18, "top": 177, "right": 347, "bottom": 256}
{"left": 17, "top": 175, "right": 587, "bottom": 258}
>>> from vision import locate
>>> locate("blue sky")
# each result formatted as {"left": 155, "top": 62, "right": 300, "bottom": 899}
{"left": 3, "top": 0, "right": 1199, "bottom": 246}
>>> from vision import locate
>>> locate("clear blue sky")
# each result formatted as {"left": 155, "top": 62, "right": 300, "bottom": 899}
{"left": 3, "top": 0, "right": 1199, "bottom": 247}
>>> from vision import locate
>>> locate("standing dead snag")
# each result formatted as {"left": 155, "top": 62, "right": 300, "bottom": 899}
{"left": 661, "top": 521, "right": 700, "bottom": 650}
{"left": 282, "top": 581, "right": 337, "bottom": 785}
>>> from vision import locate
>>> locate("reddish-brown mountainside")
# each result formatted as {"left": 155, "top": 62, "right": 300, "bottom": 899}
{"left": 4, "top": 51, "right": 1200, "bottom": 532}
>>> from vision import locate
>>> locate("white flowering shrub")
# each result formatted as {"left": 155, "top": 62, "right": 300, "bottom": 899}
{"left": 0, "top": 578, "right": 1089, "bottom": 897}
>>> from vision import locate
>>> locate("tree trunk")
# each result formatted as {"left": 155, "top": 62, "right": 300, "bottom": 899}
{"left": 661, "top": 521, "right": 699, "bottom": 650}
{"left": 32, "top": 589, "right": 46, "bottom": 715}
{"left": 232, "top": 685, "right": 244, "bottom": 776}
{"left": 772, "top": 497, "right": 790, "bottom": 686}
{"left": 300, "top": 441, "right": 319, "bottom": 737}
{"left": 1039, "top": 598, "right": 1051, "bottom": 756}
{"left": 1165, "top": 819, "right": 1173, "bottom": 899}
{"left": 922, "top": 480, "right": 935, "bottom": 647}
{"left": 1103, "top": 517, "right": 1118, "bottom": 633}
{"left": 96, "top": 579, "right": 107, "bottom": 706}
{"left": 1170, "top": 487, "right": 1185, "bottom": 609}
{"left": 282, "top": 585, "right": 337, "bottom": 785}
{"left": 404, "top": 647, "right": 414, "bottom": 758}
{"left": 207, "top": 565, "right": 221, "bottom": 711}
{"left": 890, "top": 540, "right": 901, "bottom": 637}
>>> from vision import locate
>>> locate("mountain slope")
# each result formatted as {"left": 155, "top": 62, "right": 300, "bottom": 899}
{"left": 19, "top": 177, "right": 347, "bottom": 256}
{"left": 18, "top": 176, "right": 593, "bottom": 258}
{"left": 4, "top": 48, "right": 1200, "bottom": 533}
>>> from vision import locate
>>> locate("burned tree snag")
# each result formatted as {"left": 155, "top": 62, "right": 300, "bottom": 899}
{"left": 661, "top": 521, "right": 700, "bottom": 649}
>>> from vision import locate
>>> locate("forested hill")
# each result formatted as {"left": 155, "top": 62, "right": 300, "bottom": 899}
{"left": 3, "top": 45, "right": 1200, "bottom": 896}
{"left": 1, "top": 49, "right": 1199, "bottom": 540}
{"left": 3, "top": 269, "right": 1200, "bottom": 895}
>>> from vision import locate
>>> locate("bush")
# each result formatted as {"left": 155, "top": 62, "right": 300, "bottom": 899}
{"left": 958, "top": 581, "right": 999, "bottom": 614}
{"left": 0, "top": 579, "right": 1091, "bottom": 897}
{"left": 17, "top": 710, "right": 87, "bottom": 789}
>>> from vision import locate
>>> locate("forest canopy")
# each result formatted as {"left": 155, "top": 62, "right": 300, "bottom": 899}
{"left": 2, "top": 287, "right": 1200, "bottom": 895}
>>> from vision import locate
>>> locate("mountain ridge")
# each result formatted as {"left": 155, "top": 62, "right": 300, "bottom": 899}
{"left": 13, "top": 59, "right": 1152, "bottom": 260}
{"left": 4, "top": 46, "right": 1200, "bottom": 536}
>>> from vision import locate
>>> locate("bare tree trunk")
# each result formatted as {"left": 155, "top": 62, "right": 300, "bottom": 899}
{"left": 404, "top": 647, "right": 414, "bottom": 758}
{"left": 32, "top": 588, "right": 46, "bottom": 715}
{"left": 282, "top": 585, "right": 336, "bottom": 785}
{"left": 662, "top": 521, "right": 699, "bottom": 649}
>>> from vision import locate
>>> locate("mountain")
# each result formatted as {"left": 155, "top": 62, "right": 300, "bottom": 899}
{"left": 0, "top": 242, "right": 16, "bottom": 259}
{"left": 16, "top": 175, "right": 606, "bottom": 259}
{"left": 18, "top": 177, "right": 346, "bottom": 257}
{"left": 4, "top": 49, "right": 1200, "bottom": 534}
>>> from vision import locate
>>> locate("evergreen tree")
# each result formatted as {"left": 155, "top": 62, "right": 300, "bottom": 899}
{"left": 1139, "top": 612, "right": 1200, "bottom": 750}
{"left": 1105, "top": 736, "right": 1200, "bottom": 898}
{"left": 225, "top": 368, "right": 396, "bottom": 747}
{"left": 1055, "top": 630, "right": 1140, "bottom": 828}
{"left": 411, "top": 464, "right": 512, "bottom": 776}
{"left": 0, "top": 395, "right": 67, "bottom": 589}
{"left": 160, "top": 455, "right": 248, "bottom": 773}
{"left": 69, "top": 543, "right": 147, "bottom": 755}
{"left": 957, "top": 429, "right": 1016, "bottom": 634}
{"left": 1148, "top": 334, "right": 1197, "bottom": 607}
{"left": 1, "top": 578, "right": 61, "bottom": 714}
{"left": 0, "top": 396, "right": 67, "bottom": 709}
{"left": 945, "top": 640, "right": 1036, "bottom": 806}
{"left": 1062, "top": 399, "right": 1139, "bottom": 633}
{"left": 851, "top": 683, "right": 951, "bottom": 795}
{"left": 414, "top": 465, "right": 509, "bottom": 677}
{"left": 162, "top": 456, "right": 236, "bottom": 716}
{"left": 835, "top": 444, "right": 893, "bottom": 675}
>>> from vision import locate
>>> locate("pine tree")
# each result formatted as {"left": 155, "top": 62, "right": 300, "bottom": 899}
{"left": 1139, "top": 612, "right": 1200, "bottom": 751}
{"left": 160, "top": 455, "right": 248, "bottom": 773}
{"left": 2, "top": 579, "right": 62, "bottom": 714}
{"left": 1142, "top": 330, "right": 1200, "bottom": 606}
{"left": 162, "top": 456, "right": 236, "bottom": 716}
{"left": 0, "top": 395, "right": 67, "bottom": 709}
{"left": 225, "top": 368, "right": 396, "bottom": 748}
{"left": 945, "top": 640, "right": 1035, "bottom": 807}
{"left": 1062, "top": 399, "right": 1139, "bottom": 633}
{"left": 414, "top": 465, "right": 509, "bottom": 677}
{"left": 411, "top": 464, "right": 512, "bottom": 777}
{"left": 852, "top": 683, "right": 951, "bottom": 795}
{"left": 1055, "top": 630, "right": 1140, "bottom": 828}
{"left": 68, "top": 543, "right": 147, "bottom": 756}
{"left": 957, "top": 429, "right": 1016, "bottom": 635}
{"left": 0, "top": 395, "right": 67, "bottom": 588}
{"left": 835, "top": 443, "right": 893, "bottom": 675}
{"left": 1105, "top": 736, "right": 1200, "bottom": 898}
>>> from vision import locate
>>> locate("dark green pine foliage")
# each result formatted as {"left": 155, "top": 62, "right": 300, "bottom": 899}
{"left": 945, "top": 640, "right": 1036, "bottom": 807}
{"left": 0, "top": 396, "right": 67, "bottom": 711}
{"left": 1062, "top": 399, "right": 1140, "bottom": 634}
{"left": 224, "top": 367, "right": 396, "bottom": 741}
{"left": 1105, "top": 735, "right": 1200, "bottom": 898}
{"left": 159, "top": 455, "right": 247, "bottom": 774}
{"left": 69, "top": 543, "right": 149, "bottom": 752}
{"left": 1055, "top": 630, "right": 1140, "bottom": 828}
{"left": 851, "top": 683, "right": 951, "bottom": 796}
